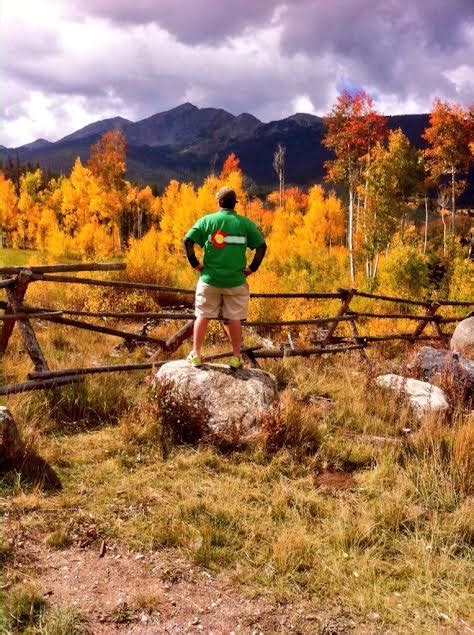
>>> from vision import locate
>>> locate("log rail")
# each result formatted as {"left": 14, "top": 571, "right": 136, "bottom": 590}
{"left": 1, "top": 262, "right": 472, "bottom": 394}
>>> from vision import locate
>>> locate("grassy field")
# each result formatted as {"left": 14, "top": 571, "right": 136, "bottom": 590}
{"left": 0, "top": 247, "right": 41, "bottom": 268}
{"left": 1, "top": 316, "right": 473, "bottom": 633}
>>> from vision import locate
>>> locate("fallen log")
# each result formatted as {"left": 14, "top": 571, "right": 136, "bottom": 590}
{"left": 253, "top": 344, "right": 365, "bottom": 358}
{"left": 353, "top": 290, "right": 430, "bottom": 306}
{"left": 0, "top": 262, "right": 125, "bottom": 275}
{"left": 27, "top": 347, "right": 263, "bottom": 379}
{"left": 0, "top": 311, "right": 63, "bottom": 320}
{"left": 0, "top": 375, "right": 83, "bottom": 395}
{"left": 31, "top": 273, "right": 196, "bottom": 295}
{"left": 244, "top": 316, "right": 354, "bottom": 327}
{"left": 30, "top": 275, "right": 344, "bottom": 300}
{"left": 35, "top": 313, "right": 167, "bottom": 347}
{"left": 360, "top": 333, "right": 446, "bottom": 342}
{"left": 353, "top": 312, "right": 442, "bottom": 320}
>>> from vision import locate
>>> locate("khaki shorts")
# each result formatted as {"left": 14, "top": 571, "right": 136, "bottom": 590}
{"left": 195, "top": 279, "right": 250, "bottom": 320}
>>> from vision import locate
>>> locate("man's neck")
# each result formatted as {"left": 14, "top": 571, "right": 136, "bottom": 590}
{"left": 219, "top": 207, "right": 236, "bottom": 213}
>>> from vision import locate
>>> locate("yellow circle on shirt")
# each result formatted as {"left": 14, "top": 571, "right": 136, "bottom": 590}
{"left": 214, "top": 233, "right": 225, "bottom": 244}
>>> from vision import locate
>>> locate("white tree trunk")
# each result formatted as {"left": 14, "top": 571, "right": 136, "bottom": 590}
{"left": 348, "top": 186, "right": 355, "bottom": 284}
{"left": 423, "top": 195, "right": 428, "bottom": 254}
{"left": 451, "top": 165, "right": 456, "bottom": 235}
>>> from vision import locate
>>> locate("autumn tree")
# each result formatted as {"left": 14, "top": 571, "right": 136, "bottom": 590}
{"left": 0, "top": 172, "right": 18, "bottom": 247}
{"left": 423, "top": 99, "right": 474, "bottom": 235}
{"left": 364, "top": 129, "right": 424, "bottom": 282}
{"left": 295, "top": 185, "right": 344, "bottom": 255}
{"left": 88, "top": 128, "right": 128, "bottom": 247}
{"left": 220, "top": 153, "right": 240, "bottom": 179}
{"left": 323, "top": 90, "right": 387, "bottom": 283}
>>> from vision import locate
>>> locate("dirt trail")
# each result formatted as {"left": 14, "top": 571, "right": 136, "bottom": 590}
{"left": 7, "top": 532, "right": 331, "bottom": 634}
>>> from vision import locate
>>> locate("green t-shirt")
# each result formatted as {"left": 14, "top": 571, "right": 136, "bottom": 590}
{"left": 185, "top": 209, "right": 265, "bottom": 288}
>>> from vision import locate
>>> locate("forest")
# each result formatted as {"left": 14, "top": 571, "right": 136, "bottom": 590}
{"left": 1, "top": 93, "right": 472, "bottom": 305}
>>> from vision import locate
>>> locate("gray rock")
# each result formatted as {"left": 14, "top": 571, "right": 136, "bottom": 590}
{"left": 152, "top": 360, "right": 278, "bottom": 440}
{"left": 0, "top": 406, "right": 61, "bottom": 490}
{"left": 451, "top": 317, "right": 474, "bottom": 360}
{"left": 0, "top": 406, "right": 24, "bottom": 466}
{"left": 412, "top": 346, "right": 474, "bottom": 401}
{"left": 375, "top": 374, "right": 450, "bottom": 419}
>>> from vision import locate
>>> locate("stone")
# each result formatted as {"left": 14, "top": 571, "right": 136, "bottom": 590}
{"left": 152, "top": 360, "right": 278, "bottom": 441}
{"left": 450, "top": 316, "right": 474, "bottom": 360}
{"left": 412, "top": 346, "right": 474, "bottom": 401}
{"left": 0, "top": 406, "right": 61, "bottom": 490}
{"left": 0, "top": 406, "right": 24, "bottom": 466}
{"left": 375, "top": 374, "right": 450, "bottom": 419}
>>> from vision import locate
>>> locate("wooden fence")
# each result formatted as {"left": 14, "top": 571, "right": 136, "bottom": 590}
{"left": 1, "top": 262, "right": 472, "bottom": 395}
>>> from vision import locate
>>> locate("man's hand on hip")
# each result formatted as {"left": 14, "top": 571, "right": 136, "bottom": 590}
{"left": 196, "top": 264, "right": 204, "bottom": 272}
{"left": 243, "top": 268, "right": 252, "bottom": 277}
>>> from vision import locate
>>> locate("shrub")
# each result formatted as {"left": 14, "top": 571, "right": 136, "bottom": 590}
{"left": 150, "top": 378, "right": 212, "bottom": 452}
{"left": 260, "top": 391, "right": 322, "bottom": 457}
{"left": 378, "top": 245, "right": 431, "bottom": 299}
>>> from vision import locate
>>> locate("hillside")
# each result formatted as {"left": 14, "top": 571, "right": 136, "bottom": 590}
{"left": 1, "top": 105, "right": 472, "bottom": 200}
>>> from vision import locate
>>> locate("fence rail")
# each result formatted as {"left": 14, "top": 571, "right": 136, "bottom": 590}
{"left": 1, "top": 262, "right": 472, "bottom": 394}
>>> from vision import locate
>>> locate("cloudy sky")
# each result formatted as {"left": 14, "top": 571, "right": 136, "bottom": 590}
{"left": 1, "top": 0, "right": 473, "bottom": 147}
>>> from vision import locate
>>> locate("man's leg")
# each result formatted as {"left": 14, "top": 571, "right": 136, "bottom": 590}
{"left": 223, "top": 320, "right": 242, "bottom": 356}
{"left": 193, "top": 316, "right": 209, "bottom": 356}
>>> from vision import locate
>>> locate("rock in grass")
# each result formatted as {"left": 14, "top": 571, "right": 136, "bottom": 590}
{"left": 152, "top": 360, "right": 278, "bottom": 442}
{"left": 375, "top": 374, "right": 449, "bottom": 419}
{"left": 413, "top": 346, "right": 474, "bottom": 401}
{"left": 0, "top": 406, "right": 24, "bottom": 466}
{"left": 451, "top": 317, "right": 474, "bottom": 360}
{"left": 0, "top": 406, "right": 61, "bottom": 490}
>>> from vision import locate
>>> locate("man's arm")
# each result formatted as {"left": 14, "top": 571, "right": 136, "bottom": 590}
{"left": 245, "top": 242, "right": 267, "bottom": 275}
{"left": 183, "top": 237, "right": 202, "bottom": 270}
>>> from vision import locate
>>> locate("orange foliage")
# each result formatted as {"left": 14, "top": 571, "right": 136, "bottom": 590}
{"left": 220, "top": 153, "right": 240, "bottom": 179}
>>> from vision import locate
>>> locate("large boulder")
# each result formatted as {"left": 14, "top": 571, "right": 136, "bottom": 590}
{"left": 412, "top": 346, "right": 474, "bottom": 402}
{"left": 375, "top": 374, "right": 450, "bottom": 419}
{"left": 451, "top": 317, "right": 474, "bottom": 360}
{"left": 152, "top": 360, "right": 278, "bottom": 441}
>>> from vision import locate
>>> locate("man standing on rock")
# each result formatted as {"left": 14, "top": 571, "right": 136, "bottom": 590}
{"left": 183, "top": 187, "right": 267, "bottom": 368}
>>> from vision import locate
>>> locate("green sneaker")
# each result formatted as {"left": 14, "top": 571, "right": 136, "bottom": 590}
{"left": 186, "top": 352, "right": 202, "bottom": 367}
{"left": 228, "top": 355, "right": 243, "bottom": 369}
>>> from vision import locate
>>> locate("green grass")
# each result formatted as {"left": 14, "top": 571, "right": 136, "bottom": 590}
{"left": 0, "top": 247, "right": 41, "bottom": 268}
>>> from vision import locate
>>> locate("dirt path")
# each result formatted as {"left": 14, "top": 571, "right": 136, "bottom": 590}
{"left": 6, "top": 530, "right": 340, "bottom": 634}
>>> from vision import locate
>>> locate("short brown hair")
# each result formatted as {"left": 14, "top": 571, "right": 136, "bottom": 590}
{"left": 218, "top": 190, "right": 237, "bottom": 209}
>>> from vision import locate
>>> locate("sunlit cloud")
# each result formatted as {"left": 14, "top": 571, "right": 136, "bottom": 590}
{"left": 1, "top": 0, "right": 473, "bottom": 147}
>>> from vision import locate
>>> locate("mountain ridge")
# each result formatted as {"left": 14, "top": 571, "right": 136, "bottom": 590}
{"left": 2, "top": 104, "right": 471, "bottom": 202}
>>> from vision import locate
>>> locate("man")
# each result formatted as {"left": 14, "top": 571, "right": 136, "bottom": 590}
{"left": 183, "top": 187, "right": 267, "bottom": 368}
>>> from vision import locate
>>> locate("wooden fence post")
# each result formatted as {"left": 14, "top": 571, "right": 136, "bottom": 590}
{"left": 164, "top": 320, "right": 195, "bottom": 353}
{"left": 3, "top": 270, "right": 50, "bottom": 372}
{"left": 322, "top": 288, "right": 355, "bottom": 346}
{"left": 411, "top": 301, "right": 440, "bottom": 341}
{"left": 1, "top": 272, "right": 28, "bottom": 353}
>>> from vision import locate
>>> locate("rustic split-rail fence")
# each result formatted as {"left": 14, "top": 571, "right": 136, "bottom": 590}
{"left": 1, "top": 262, "right": 472, "bottom": 396}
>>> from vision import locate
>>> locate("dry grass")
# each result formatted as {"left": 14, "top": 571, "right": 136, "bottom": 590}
{"left": 2, "top": 322, "right": 473, "bottom": 632}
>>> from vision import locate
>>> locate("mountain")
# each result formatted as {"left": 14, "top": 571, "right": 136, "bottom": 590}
{"left": 122, "top": 103, "right": 260, "bottom": 150}
{"left": 1, "top": 104, "right": 471, "bottom": 202}
{"left": 17, "top": 138, "right": 52, "bottom": 151}
{"left": 386, "top": 114, "right": 430, "bottom": 146}
{"left": 58, "top": 116, "right": 132, "bottom": 144}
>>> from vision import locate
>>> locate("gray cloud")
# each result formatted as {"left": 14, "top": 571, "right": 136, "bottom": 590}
{"left": 70, "top": 0, "right": 280, "bottom": 44}
{"left": 1, "top": 0, "right": 473, "bottom": 146}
